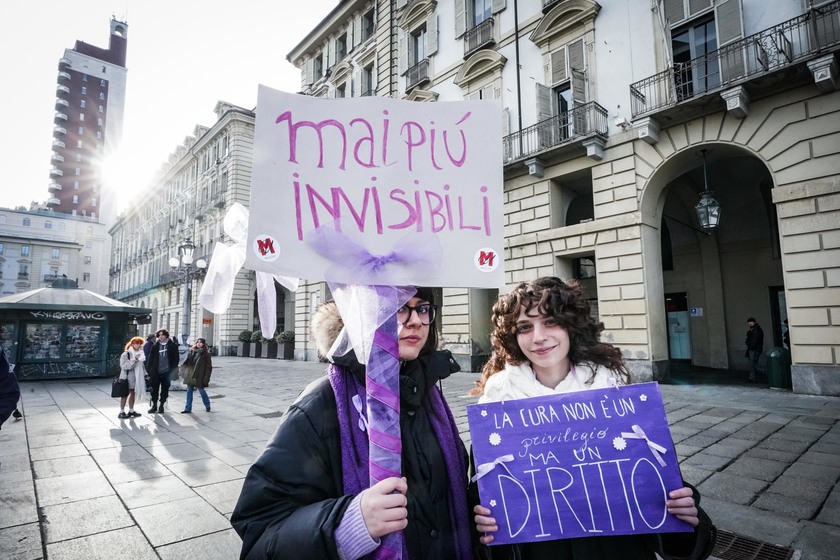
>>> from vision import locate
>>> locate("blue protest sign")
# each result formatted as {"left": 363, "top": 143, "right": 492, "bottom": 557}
{"left": 467, "top": 382, "right": 692, "bottom": 546}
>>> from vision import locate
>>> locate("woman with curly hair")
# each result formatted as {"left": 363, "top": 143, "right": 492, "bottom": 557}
{"left": 471, "top": 276, "right": 716, "bottom": 560}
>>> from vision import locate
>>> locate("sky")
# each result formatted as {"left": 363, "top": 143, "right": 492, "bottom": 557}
{"left": 0, "top": 0, "right": 338, "bottom": 213}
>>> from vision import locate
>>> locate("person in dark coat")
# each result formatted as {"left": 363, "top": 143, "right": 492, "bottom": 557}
{"left": 142, "top": 334, "right": 155, "bottom": 360}
{"left": 231, "top": 288, "right": 474, "bottom": 560}
{"left": 181, "top": 337, "right": 213, "bottom": 413}
{"left": 0, "top": 348, "right": 21, "bottom": 431}
{"left": 745, "top": 317, "right": 765, "bottom": 383}
{"left": 471, "top": 277, "right": 717, "bottom": 560}
{"left": 144, "top": 329, "right": 180, "bottom": 414}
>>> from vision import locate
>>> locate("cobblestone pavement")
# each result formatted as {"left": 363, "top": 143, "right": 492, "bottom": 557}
{"left": 1, "top": 357, "right": 839, "bottom": 559}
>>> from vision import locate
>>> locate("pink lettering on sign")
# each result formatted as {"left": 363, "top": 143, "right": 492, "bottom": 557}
{"left": 293, "top": 176, "right": 492, "bottom": 241}
{"left": 275, "top": 110, "right": 472, "bottom": 172}
{"left": 478, "top": 251, "right": 496, "bottom": 267}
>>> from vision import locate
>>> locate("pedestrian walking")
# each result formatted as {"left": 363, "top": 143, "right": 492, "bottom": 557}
{"left": 471, "top": 277, "right": 717, "bottom": 560}
{"left": 142, "top": 334, "right": 155, "bottom": 360}
{"left": 145, "top": 329, "right": 179, "bottom": 414}
{"left": 181, "top": 337, "right": 213, "bottom": 413}
{"left": 231, "top": 288, "right": 474, "bottom": 560}
{"left": 117, "top": 337, "right": 146, "bottom": 419}
{"left": 745, "top": 317, "right": 764, "bottom": 383}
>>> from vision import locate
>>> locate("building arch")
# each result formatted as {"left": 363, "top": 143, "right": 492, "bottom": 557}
{"left": 636, "top": 131, "right": 783, "bottom": 379}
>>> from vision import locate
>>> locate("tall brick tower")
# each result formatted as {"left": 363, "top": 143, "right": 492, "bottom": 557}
{"left": 47, "top": 18, "right": 128, "bottom": 224}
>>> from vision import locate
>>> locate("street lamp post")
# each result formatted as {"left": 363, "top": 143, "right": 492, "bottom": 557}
{"left": 169, "top": 239, "right": 207, "bottom": 347}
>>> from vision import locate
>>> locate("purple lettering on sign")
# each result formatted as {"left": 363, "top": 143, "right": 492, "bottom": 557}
{"left": 467, "top": 382, "right": 691, "bottom": 546}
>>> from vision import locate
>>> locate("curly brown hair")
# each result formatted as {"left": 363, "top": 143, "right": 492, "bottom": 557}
{"left": 472, "top": 277, "right": 629, "bottom": 395}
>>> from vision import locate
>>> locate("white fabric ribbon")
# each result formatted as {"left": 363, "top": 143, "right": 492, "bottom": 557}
{"left": 471, "top": 454, "right": 519, "bottom": 482}
{"left": 351, "top": 394, "right": 369, "bottom": 433}
{"left": 621, "top": 424, "right": 668, "bottom": 467}
{"left": 198, "top": 203, "right": 299, "bottom": 339}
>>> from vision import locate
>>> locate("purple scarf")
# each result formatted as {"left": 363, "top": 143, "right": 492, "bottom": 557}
{"left": 329, "top": 364, "right": 472, "bottom": 560}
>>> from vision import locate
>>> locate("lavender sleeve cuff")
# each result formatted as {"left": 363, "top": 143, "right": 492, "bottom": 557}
{"left": 336, "top": 493, "right": 380, "bottom": 560}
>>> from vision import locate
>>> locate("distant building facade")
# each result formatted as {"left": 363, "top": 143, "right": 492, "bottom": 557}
{"left": 0, "top": 18, "right": 128, "bottom": 300}
{"left": 0, "top": 207, "right": 109, "bottom": 296}
{"left": 107, "top": 102, "right": 295, "bottom": 350}
{"left": 48, "top": 17, "right": 128, "bottom": 224}
{"left": 281, "top": 0, "right": 840, "bottom": 395}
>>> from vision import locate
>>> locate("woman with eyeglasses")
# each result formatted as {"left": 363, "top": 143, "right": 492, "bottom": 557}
{"left": 232, "top": 287, "right": 474, "bottom": 560}
{"left": 181, "top": 337, "right": 212, "bottom": 414}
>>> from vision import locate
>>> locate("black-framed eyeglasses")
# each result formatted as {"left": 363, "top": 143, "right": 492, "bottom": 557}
{"left": 397, "top": 303, "right": 436, "bottom": 325}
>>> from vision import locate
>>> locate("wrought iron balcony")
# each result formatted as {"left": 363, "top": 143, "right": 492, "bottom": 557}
{"left": 52, "top": 140, "right": 65, "bottom": 149}
{"left": 49, "top": 168, "right": 63, "bottom": 177}
{"left": 630, "top": 1, "right": 840, "bottom": 117}
{"left": 464, "top": 18, "right": 495, "bottom": 57}
{"left": 48, "top": 183, "right": 62, "bottom": 191}
{"left": 503, "top": 101, "right": 608, "bottom": 164}
{"left": 54, "top": 112, "right": 68, "bottom": 122}
{"left": 54, "top": 126, "right": 66, "bottom": 136}
{"left": 56, "top": 98, "right": 69, "bottom": 109}
{"left": 51, "top": 153, "right": 64, "bottom": 163}
{"left": 58, "top": 71, "right": 71, "bottom": 81}
{"left": 47, "top": 197, "right": 60, "bottom": 206}
{"left": 406, "top": 59, "right": 430, "bottom": 92}
{"left": 56, "top": 84, "right": 69, "bottom": 95}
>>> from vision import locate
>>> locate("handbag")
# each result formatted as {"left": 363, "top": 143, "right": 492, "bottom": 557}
{"left": 111, "top": 375, "right": 129, "bottom": 398}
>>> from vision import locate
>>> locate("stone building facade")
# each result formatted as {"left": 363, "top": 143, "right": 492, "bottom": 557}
{"left": 284, "top": 0, "right": 839, "bottom": 394}
{"left": 107, "top": 102, "right": 295, "bottom": 350}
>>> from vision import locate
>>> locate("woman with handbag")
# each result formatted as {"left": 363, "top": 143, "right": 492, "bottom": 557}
{"left": 118, "top": 337, "right": 146, "bottom": 419}
{"left": 181, "top": 337, "right": 213, "bottom": 413}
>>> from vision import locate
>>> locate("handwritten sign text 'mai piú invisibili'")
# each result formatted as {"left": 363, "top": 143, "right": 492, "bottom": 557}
{"left": 245, "top": 86, "right": 504, "bottom": 288}
{"left": 467, "top": 382, "right": 692, "bottom": 546}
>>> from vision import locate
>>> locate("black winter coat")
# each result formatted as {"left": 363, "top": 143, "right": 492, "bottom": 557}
{"left": 144, "top": 339, "right": 179, "bottom": 378}
{"left": 231, "top": 350, "right": 469, "bottom": 560}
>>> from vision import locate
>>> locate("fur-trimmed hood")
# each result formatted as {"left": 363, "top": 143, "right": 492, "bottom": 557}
{"left": 310, "top": 301, "right": 344, "bottom": 361}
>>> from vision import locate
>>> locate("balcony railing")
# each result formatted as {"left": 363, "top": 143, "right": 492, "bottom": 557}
{"left": 543, "top": 0, "right": 565, "bottom": 12}
{"left": 464, "top": 18, "right": 495, "bottom": 57}
{"left": 48, "top": 183, "right": 62, "bottom": 191}
{"left": 406, "top": 59, "right": 430, "bottom": 91}
{"left": 630, "top": 1, "right": 840, "bottom": 117}
{"left": 503, "top": 101, "right": 608, "bottom": 164}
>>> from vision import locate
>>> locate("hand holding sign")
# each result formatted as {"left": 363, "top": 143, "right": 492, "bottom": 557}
{"left": 467, "top": 383, "right": 693, "bottom": 546}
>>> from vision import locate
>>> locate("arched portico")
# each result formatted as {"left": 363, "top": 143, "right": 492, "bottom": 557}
{"left": 637, "top": 143, "right": 780, "bottom": 380}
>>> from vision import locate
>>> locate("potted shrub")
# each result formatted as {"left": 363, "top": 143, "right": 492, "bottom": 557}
{"left": 237, "top": 330, "right": 252, "bottom": 357}
{"left": 249, "top": 330, "right": 263, "bottom": 357}
{"left": 277, "top": 330, "right": 295, "bottom": 360}
{"left": 261, "top": 331, "right": 279, "bottom": 358}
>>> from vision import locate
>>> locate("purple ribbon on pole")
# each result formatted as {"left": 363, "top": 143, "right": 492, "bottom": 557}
{"left": 368, "top": 301, "right": 403, "bottom": 559}
{"left": 308, "top": 222, "right": 443, "bottom": 560}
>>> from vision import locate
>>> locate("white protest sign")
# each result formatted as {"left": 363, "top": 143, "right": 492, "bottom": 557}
{"left": 245, "top": 85, "right": 504, "bottom": 288}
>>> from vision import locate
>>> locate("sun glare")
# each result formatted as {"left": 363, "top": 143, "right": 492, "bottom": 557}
{"left": 101, "top": 147, "right": 154, "bottom": 215}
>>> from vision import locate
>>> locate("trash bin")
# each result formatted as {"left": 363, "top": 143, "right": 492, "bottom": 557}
{"left": 765, "top": 347, "right": 792, "bottom": 389}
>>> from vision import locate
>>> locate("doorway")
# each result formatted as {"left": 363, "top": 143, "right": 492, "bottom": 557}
{"left": 665, "top": 292, "right": 691, "bottom": 361}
